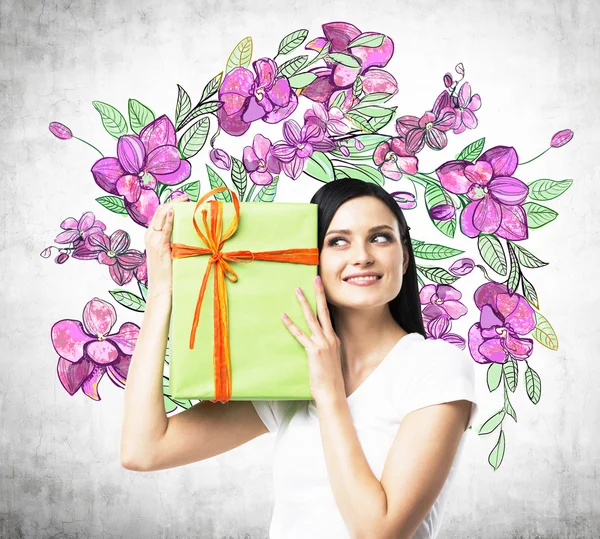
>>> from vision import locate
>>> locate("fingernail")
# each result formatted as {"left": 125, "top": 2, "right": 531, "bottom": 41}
{"left": 315, "top": 276, "right": 322, "bottom": 286}
{"left": 296, "top": 287, "right": 303, "bottom": 296}
{"left": 168, "top": 209, "right": 173, "bottom": 216}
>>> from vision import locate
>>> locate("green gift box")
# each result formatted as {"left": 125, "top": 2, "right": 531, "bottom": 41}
{"left": 168, "top": 186, "right": 319, "bottom": 402}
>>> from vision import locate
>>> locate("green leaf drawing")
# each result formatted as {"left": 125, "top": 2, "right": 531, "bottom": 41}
{"left": 178, "top": 101, "right": 222, "bottom": 131}
{"left": 206, "top": 165, "right": 232, "bottom": 202}
{"left": 505, "top": 241, "right": 521, "bottom": 294}
{"left": 200, "top": 72, "right": 224, "bottom": 103}
{"left": 288, "top": 72, "right": 317, "bottom": 89}
{"left": 415, "top": 265, "right": 459, "bottom": 285}
{"left": 128, "top": 99, "right": 155, "bottom": 135}
{"left": 522, "top": 202, "right": 558, "bottom": 229}
{"left": 478, "top": 233, "right": 507, "bottom": 275}
{"left": 368, "top": 113, "right": 394, "bottom": 132}
{"left": 138, "top": 281, "right": 148, "bottom": 303}
{"left": 527, "top": 179, "right": 572, "bottom": 201}
{"left": 509, "top": 241, "right": 548, "bottom": 269}
{"left": 525, "top": 366, "right": 541, "bottom": 404}
{"left": 277, "top": 29, "right": 309, "bottom": 56}
{"left": 521, "top": 272, "right": 539, "bottom": 309}
{"left": 175, "top": 84, "right": 192, "bottom": 130}
{"left": 164, "top": 395, "right": 178, "bottom": 413}
{"left": 230, "top": 157, "right": 248, "bottom": 202}
{"left": 487, "top": 362, "right": 503, "bottom": 392}
{"left": 479, "top": 410, "right": 505, "bottom": 435}
{"left": 532, "top": 311, "right": 558, "bottom": 350}
{"left": 351, "top": 105, "right": 396, "bottom": 118}
{"left": 412, "top": 242, "right": 464, "bottom": 260}
{"left": 456, "top": 137, "right": 485, "bottom": 161}
{"left": 504, "top": 384, "right": 517, "bottom": 422}
{"left": 277, "top": 55, "right": 308, "bottom": 78}
{"left": 254, "top": 176, "right": 279, "bottom": 202}
{"left": 226, "top": 36, "right": 253, "bottom": 73}
{"left": 304, "top": 152, "right": 335, "bottom": 183}
{"left": 503, "top": 357, "right": 518, "bottom": 392}
{"left": 92, "top": 101, "right": 128, "bottom": 139}
{"left": 180, "top": 181, "right": 200, "bottom": 202}
{"left": 425, "top": 182, "right": 456, "bottom": 238}
{"left": 96, "top": 195, "right": 127, "bottom": 215}
{"left": 345, "top": 111, "right": 376, "bottom": 133}
{"left": 331, "top": 91, "right": 346, "bottom": 110}
{"left": 347, "top": 33, "right": 385, "bottom": 48}
{"left": 352, "top": 76, "right": 363, "bottom": 97}
{"left": 109, "top": 289, "right": 146, "bottom": 312}
{"left": 357, "top": 92, "right": 395, "bottom": 105}
{"left": 326, "top": 52, "right": 360, "bottom": 68}
{"left": 178, "top": 117, "right": 210, "bottom": 159}
{"left": 488, "top": 429, "right": 506, "bottom": 470}
{"left": 174, "top": 84, "right": 192, "bottom": 130}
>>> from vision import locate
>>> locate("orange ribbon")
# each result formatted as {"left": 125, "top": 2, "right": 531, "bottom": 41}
{"left": 170, "top": 186, "right": 319, "bottom": 403}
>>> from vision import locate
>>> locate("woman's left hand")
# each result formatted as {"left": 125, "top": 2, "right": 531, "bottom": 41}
{"left": 281, "top": 275, "right": 345, "bottom": 403}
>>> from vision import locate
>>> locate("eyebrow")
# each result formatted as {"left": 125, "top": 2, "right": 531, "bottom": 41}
{"left": 325, "top": 224, "right": 396, "bottom": 237}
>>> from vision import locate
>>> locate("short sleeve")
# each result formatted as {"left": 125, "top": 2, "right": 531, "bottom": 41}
{"left": 251, "top": 400, "right": 295, "bottom": 434}
{"left": 397, "top": 339, "right": 479, "bottom": 429}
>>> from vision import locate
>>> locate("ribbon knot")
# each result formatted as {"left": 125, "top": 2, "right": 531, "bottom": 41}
{"left": 170, "top": 186, "right": 319, "bottom": 403}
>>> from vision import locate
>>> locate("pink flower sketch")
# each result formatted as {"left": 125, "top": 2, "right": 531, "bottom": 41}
{"left": 242, "top": 134, "right": 282, "bottom": 186}
{"left": 54, "top": 211, "right": 107, "bottom": 261}
{"left": 373, "top": 137, "right": 418, "bottom": 181}
{"left": 300, "top": 21, "right": 398, "bottom": 108}
{"left": 450, "top": 81, "right": 481, "bottom": 135}
{"left": 51, "top": 298, "right": 139, "bottom": 400}
{"left": 91, "top": 115, "right": 191, "bottom": 227}
{"left": 217, "top": 58, "right": 298, "bottom": 137}
{"left": 437, "top": 145, "right": 529, "bottom": 240}
{"left": 396, "top": 90, "right": 457, "bottom": 153}
{"left": 84, "top": 229, "right": 145, "bottom": 286}
{"left": 468, "top": 282, "right": 536, "bottom": 364}
{"left": 271, "top": 119, "right": 335, "bottom": 180}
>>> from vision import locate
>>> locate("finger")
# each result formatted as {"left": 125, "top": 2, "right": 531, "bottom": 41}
{"left": 150, "top": 205, "right": 168, "bottom": 231}
{"left": 171, "top": 192, "right": 189, "bottom": 202}
{"left": 163, "top": 206, "right": 175, "bottom": 239}
{"left": 314, "top": 276, "right": 336, "bottom": 340}
{"left": 295, "top": 287, "right": 322, "bottom": 340}
{"left": 282, "top": 313, "right": 311, "bottom": 348}
{"left": 149, "top": 195, "right": 186, "bottom": 232}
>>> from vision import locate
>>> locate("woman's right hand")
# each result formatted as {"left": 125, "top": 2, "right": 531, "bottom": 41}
{"left": 144, "top": 193, "right": 189, "bottom": 300}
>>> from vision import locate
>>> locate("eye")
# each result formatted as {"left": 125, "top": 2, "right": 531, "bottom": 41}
{"left": 326, "top": 232, "right": 393, "bottom": 247}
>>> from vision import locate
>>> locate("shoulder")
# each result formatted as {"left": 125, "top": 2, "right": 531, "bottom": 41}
{"left": 400, "top": 336, "right": 473, "bottom": 378}
{"left": 392, "top": 337, "right": 479, "bottom": 425}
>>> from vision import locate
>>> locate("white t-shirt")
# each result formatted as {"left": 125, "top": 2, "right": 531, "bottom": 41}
{"left": 251, "top": 332, "right": 480, "bottom": 539}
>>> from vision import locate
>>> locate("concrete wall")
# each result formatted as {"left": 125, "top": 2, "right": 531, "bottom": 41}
{"left": 1, "top": 0, "right": 598, "bottom": 537}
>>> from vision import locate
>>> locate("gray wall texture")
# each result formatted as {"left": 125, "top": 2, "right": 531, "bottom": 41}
{"left": 1, "top": 0, "right": 599, "bottom": 537}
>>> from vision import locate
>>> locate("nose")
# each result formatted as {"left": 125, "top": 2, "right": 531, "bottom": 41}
{"left": 351, "top": 241, "right": 375, "bottom": 266}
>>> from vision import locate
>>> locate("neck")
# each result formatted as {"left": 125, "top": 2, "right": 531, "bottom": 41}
{"left": 331, "top": 304, "right": 407, "bottom": 374}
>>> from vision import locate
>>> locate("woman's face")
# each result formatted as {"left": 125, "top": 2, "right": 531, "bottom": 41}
{"left": 319, "top": 196, "right": 408, "bottom": 310}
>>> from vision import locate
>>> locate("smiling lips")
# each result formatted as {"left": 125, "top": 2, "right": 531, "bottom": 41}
{"left": 344, "top": 275, "right": 382, "bottom": 286}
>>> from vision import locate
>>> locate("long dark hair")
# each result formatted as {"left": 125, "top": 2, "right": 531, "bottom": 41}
{"left": 310, "top": 178, "right": 426, "bottom": 339}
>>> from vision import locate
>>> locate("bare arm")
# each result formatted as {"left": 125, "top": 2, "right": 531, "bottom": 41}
{"left": 120, "top": 292, "right": 172, "bottom": 469}
{"left": 119, "top": 195, "right": 269, "bottom": 472}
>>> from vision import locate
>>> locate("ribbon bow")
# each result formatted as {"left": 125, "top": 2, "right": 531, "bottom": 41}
{"left": 170, "top": 186, "right": 319, "bottom": 403}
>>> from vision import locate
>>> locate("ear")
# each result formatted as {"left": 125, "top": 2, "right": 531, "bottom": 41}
{"left": 402, "top": 244, "right": 410, "bottom": 274}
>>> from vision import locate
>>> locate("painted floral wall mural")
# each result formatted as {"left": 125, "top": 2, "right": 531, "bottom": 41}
{"left": 44, "top": 21, "right": 574, "bottom": 471}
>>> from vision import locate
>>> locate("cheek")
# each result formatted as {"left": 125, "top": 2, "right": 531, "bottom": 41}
{"left": 317, "top": 254, "right": 342, "bottom": 277}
